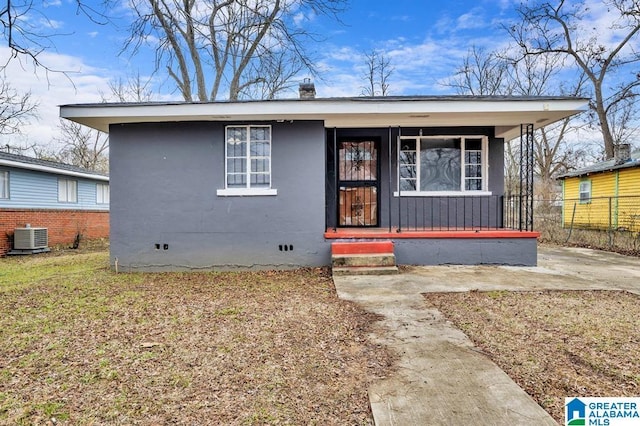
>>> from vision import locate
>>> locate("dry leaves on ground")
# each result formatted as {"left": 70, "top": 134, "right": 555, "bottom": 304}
{"left": 423, "top": 290, "right": 640, "bottom": 424}
{"left": 0, "top": 252, "right": 395, "bottom": 425}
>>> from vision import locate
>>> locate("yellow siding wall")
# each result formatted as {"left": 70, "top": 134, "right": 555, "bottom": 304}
{"left": 618, "top": 167, "right": 640, "bottom": 196}
{"left": 616, "top": 168, "right": 640, "bottom": 231}
{"left": 563, "top": 173, "right": 615, "bottom": 229}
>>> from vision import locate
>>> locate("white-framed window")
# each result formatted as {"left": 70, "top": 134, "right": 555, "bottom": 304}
{"left": 58, "top": 178, "right": 77, "bottom": 203}
{"left": 217, "top": 125, "right": 277, "bottom": 196}
{"left": 397, "top": 136, "right": 489, "bottom": 195}
{"left": 579, "top": 180, "right": 591, "bottom": 204}
{"left": 96, "top": 183, "right": 109, "bottom": 204}
{"left": 0, "top": 170, "right": 8, "bottom": 199}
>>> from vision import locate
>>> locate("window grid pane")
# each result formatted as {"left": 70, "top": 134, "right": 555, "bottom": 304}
{"left": 400, "top": 179, "right": 417, "bottom": 191}
{"left": 226, "top": 126, "right": 271, "bottom": 189}
{"left": 227, "top": 174, "right": 247, "bottom": 187}
{"left": 465, "top": 179, "right": 482, "bottom": 191}
{"left": 579, "top": 181, "right": 591, "bottom": 203}
{"left": 399, "top": 137, "right": 486, "bottom": 192}
{"left": 463, "top": 145, "right": 483, "bottom": 191}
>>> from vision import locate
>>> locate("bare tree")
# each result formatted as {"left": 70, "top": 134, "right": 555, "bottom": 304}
{"left": 600, "top": 89, "right": 638, "bottom": 148}
{"left": 240, "top": 49, "right": 305, "bottom": 100}
{"left": 361, "top": 49, "right": 393, "bottom": 96}
{"left": 0, "top": 74, "right": 38, "bottom": 134}
{"left": 124, "top": 0, "right": 346, "bottom": 101}
{"left": 0, "top": 1, "right": 110, "bottom": 69}
{"left": 509, "top": 53, "right": 590, "bottom": 191}
{"left": 104, "top": 73, "right": 155, "bottom": 103}
{"left": 51, "top": 120, "right": 109, "bottom": 173}
{"left": 446, "top": 46, "right": 515, "bottom": 96}
{"left": 508, "top": 0, "right": 640, "bottom": 159}
{"left": 448, "top": 46, "right": 589, "bottom": 200}
{"left": 52, "top": 73, "right": 156, "bottom": 173}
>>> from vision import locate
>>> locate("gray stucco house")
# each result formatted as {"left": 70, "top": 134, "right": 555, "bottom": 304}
{"left": 60, "top": 89, "right": 586, "bottom": 271}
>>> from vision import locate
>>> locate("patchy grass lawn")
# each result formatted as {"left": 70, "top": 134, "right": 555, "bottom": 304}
{"left": 0, "top": 251, "right": 394, "bottom": 425}
{"left": 423, "top": 290, "right": 640, "bottom": 424}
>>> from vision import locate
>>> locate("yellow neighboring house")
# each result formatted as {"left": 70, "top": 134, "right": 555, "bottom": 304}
{"left": 558, "top": 146, "right": 640, "bottom": 231}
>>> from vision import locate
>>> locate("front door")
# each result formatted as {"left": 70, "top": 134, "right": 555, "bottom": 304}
{"left": 337, "top": 139, "right": 379, "bottom": 227}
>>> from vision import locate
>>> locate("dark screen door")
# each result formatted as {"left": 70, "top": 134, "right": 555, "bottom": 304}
{"left": 338, "top": 140, "right": 379, "bottom": 227}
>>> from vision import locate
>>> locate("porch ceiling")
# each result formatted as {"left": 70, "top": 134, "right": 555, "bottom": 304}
{"left": 60, "top": 96, "right": 588, "bottom": 141}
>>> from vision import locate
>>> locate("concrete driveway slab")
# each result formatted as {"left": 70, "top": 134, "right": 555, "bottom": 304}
{"left": 333, "top": 245, "right": 640, "bottom": 425}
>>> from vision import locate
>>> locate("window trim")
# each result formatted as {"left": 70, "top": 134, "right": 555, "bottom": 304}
{"left": 579, "top": 180, "right": 591, "bottom": 204}
{"left": 217, "top": 188, "right": 278, "bottom": 196}
{"left": 394, "top": 135, "right": 490, "bottom": 197}
{"left": 96, "top": 183, "right": 110, "bottom": 204}
{"left": 58, "top": 178, "right": 78, "bottom": 203}
{"left": 217, "top": 124, "right": 277, "bottom": 197}
{"left": 0, "top": 170, "right": 8, "bottom": 199}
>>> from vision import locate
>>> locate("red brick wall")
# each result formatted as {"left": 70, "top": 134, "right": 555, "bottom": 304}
{"left": 0, "top": 209, "right": 109, "bottom": 256}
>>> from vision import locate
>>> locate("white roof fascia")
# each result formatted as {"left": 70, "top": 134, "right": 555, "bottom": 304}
{"left": 0, "top": 159, "right": 109, "bottom": 181}
{"left": 60, "top": 98, "right": 588, "bottom": 140}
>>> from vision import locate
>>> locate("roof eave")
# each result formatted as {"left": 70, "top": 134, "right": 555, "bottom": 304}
{"left": 60, "top": 97, "right": 589, "bottom": 141}
{"left": 0, "top": 158, "right": 109, "bottom": 181}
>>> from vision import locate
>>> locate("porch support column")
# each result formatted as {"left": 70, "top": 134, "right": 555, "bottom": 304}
{"left": 388, "top": 126, "right": 392, "bottom": 233}
{"left": 333, "top": 127, "right": 338, "bottom": 232}
{"left": 519, "top": 123, "right": 535, "bottom": 231}
{"left": 397, "top": 126, "right": 402, "bottom": 233}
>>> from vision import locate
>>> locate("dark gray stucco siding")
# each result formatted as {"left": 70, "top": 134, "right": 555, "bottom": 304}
{"left": 488, "top": 136, "right": 504, "bottom": 194}
{"left": 393, "top": 238, "right": 537, "bottom": 266}
{"left": 109, "top": 120, "right": 328, "bottom": 271}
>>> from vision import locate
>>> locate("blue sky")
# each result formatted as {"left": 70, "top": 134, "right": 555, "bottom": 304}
{"left": 0, "top": 0, "right": 545, "bottom": 146}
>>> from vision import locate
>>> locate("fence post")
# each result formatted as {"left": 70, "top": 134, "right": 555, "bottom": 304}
{"left": 565, "top": 202, "right": 577, "bottom": 244}
{"left": 608, "top": 196, "right": 613, "bottom": 247}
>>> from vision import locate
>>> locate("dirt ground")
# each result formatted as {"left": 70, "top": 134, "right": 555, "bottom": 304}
{"left": 0, "top": 251, "right": 395, "bottom": 425}
{"left": 423, "top": 289, "right": 640, "bottom": 424}
{"left": 5, "top": 242, "right": 640, "bottom": 424}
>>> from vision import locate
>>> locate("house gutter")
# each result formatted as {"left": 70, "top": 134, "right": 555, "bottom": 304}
{"left": 0, "top": 159, "right": 109, "bottom": 181}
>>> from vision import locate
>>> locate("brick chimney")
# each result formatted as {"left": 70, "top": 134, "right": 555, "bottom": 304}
{"left": 614, "top": 143, "right": 631, "bottom": 165}
{"left": 299, "top": 78, "right": 316, "bottom": 99}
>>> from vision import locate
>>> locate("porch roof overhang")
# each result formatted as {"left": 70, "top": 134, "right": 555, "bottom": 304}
{"left": 60, "top": 95, "right": 588, "bottom": 141}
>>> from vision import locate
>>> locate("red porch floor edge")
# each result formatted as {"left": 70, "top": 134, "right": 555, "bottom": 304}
{"left": 331, "top": 240, "right": 394, "bottom": 255}
{"left": 324, "top": 228, "right": 540, "bottom": 239}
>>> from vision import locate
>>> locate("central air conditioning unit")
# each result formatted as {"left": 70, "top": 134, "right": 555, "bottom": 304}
{"left": 14, "top": 227, "right": 49, "bottom": 250}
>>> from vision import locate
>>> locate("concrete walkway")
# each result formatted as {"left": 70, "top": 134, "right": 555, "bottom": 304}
{"left": 333, "top": 245, "right": 640, "bottom": 426}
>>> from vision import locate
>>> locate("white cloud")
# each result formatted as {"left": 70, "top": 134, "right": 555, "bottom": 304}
{"left": 579, "top": 0, "right": 638, "bottom": 53}
{"left": 315, "top": 36, "right": 470, "bottom": 97}
{"left": 39, "top": 18, "right": 65, "bottom": 30}
{"left": 0, "top": 48, "right": 115, "bottom": 148}
{"left": 456, "top": 10, "right": 487, "bottom": 30}
{"left": 293, "top": 12, "right": 306, "bottom": 26}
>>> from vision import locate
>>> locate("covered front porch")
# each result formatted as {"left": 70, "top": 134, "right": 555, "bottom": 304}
{"left": 323, "top": 123, "right": 539, "bottom": 266}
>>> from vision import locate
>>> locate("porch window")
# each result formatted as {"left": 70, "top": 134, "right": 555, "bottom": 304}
{"left": 0, "top": 170, "right": 8, "bottom": 199}
{"left": 217, "top": 125, "right": 277, "bottom": 196}
{"left": 398, "top": 136, "right": 488, "bottom": 195}
{"left": 579, "top": 180, "right": 591, "bottom": 204}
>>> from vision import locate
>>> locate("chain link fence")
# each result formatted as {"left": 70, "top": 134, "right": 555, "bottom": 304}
{"left": 535, "top": 195, "right": 640, "bottom": 254}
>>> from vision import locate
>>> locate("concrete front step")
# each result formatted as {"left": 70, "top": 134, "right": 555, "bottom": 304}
{"left": 330, "top": 240, "right": 397, "bottom": 275}
{"left": 332, "top": 266, "right": 399, "bottom": 276}
{"left": 332, "top": 253, "right": 396, "bottom": 268}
